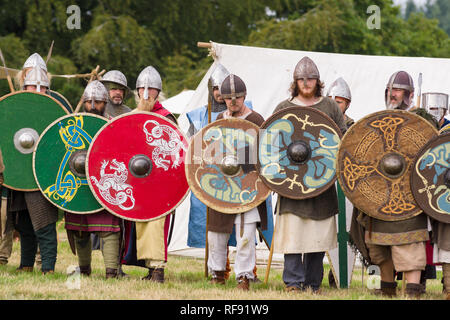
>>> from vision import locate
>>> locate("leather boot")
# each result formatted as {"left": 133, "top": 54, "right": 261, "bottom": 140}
{"left": 380, "top": 281, "right": 397, "bottom": 297}
{"left": 142, "top": 267, "right": 155, "bottom": 280}
{"left": 105, "top": 268, "right": 118, "bottom": 279}
{"left": 79, "top": 265, "right": 91, "bottom": 276}
{"left": 16, "top": 266, "right": 33, "bottom": 273}
{"left": 210, "top": 270, "right": 226, "bottom": 285}
{"left": 405, "top": 283, "right": 423, "bottom": 299}
{"left": 237, "top": 276, "right": 250, "bottom": 291}
{"left": 151, "top": 268, "right": 165, "bottom": 283}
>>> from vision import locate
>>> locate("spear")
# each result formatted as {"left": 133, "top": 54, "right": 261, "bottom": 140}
{"left": 0, "top": 48, "right": 15, "bottom": 93}
{"left": 416, "top": 73, "right": 423, "bottom": 109}
{"left": 46, "top": 40, "right": 54, "bottom": 64}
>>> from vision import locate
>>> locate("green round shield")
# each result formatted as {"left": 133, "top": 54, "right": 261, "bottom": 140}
{"left": 33, "top": 113, "right": 107, "bottom": 214}
{"left": 49, "top": 90, "right": 73, "bottom": 113}
{"left": 0, "top": 91, "right": 69, "bottom": 191}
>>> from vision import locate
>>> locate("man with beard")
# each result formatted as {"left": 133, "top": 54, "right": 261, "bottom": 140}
{"left": 100, "top": 70, "right": 132, "bottom": 120}
{"left": 64, "top": 80, "right": 123, "bottom": 279}
{"left": 352, "top": 71, "right": 434, "bottom": 298}
{"left": 271, "top": 56, "right": 346, "bottom": 293}
{"left": 207, "top": 74, "right": 268, "bottom": 290}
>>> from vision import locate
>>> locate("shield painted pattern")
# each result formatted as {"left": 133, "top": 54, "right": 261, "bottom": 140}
{"left": 33, "top": 113, "right": 107, "bottom": 214}
{"left": 337, "top": 109, "right": 438, "bottom": 221}
{"left": 257, "top": 106, "right": 342, "bottom": 200}
{"left": 0, "top": 91, "right": 69, "bottom": 191}
{"left": 411, "top": 133, "right": 450, "bottom": 224}
{"left": 186, "top": 118, "right": 270, "bottom": 214}
{"left": 86, "top": 112, "right": 189, "bottom": 222}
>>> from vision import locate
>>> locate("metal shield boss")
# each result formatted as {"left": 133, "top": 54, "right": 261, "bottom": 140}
{"left": 87, "top": 112, "right": 189, "bottom": 221}
{"left": 186, "top": 118, "right": 270, "bottom": 213}
{"left": 411, "top": 133, "right": 450, "bottom": 223}
{"left": 337, "top": 109, "right": 438, "bottom": 221}
{"left": 33, "top": 114, "right": 107, "bottom": 214}
{"left": 0, "top": 91, "right": 69, "bottom": 190}
{"left": 257, "top": 106, "right": 342, "bottom": 199}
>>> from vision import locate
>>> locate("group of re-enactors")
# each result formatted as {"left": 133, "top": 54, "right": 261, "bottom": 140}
{"left": 0, "top": 52, "right": 449, "bottom": 300}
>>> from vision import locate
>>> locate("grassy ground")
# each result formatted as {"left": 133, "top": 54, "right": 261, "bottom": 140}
{"left": 0, "top": 223, "right": 446, "bottom": 300}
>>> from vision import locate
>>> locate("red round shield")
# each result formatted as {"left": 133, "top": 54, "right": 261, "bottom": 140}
{"left": 86, "top": 112, "right": 189, "bottom": 222}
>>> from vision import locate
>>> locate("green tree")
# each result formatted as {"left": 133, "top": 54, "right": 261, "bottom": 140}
{"left": 0, "top": 34, "right": 29, "bottom": 96}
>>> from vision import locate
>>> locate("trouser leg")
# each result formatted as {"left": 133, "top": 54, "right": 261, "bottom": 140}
{"left": 207, "top": 231, "right": 229, "bottom": 275}
{"left": 35, "top": 222, "right": 57, "bottom": 272}
{"left": 283, "top": 253, "right": 305, "bottom": 289}
{"left": 74, "top": 232, "right": 92, "bottom": 268}
{"left": 15, "top": 210, "right": 37, "bottom": 268}
{"left": 99, "top": 231, "right": 120, "bottom": 270}
{"left": 304, "top": 251, "right": 325, "bottom": 291}
{"left": 234, "top": 222, "right": 256, "bottom": 280}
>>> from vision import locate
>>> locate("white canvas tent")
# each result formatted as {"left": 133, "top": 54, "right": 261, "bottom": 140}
{"left": 169, "top": 42, "right": 450, "bottom": 268}
{"left": 161, "top": 89, "right": 195, "bottom": 115}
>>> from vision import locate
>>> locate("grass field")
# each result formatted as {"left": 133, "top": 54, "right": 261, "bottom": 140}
{"left": 0, "top": 222, "right": 447, "bottom": 300}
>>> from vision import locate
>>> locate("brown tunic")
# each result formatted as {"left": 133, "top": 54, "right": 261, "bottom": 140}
{"left": 207, "top": 110, "right": 268, "bottom": 234}
{"left": 273, "top": 97, "right": 346, "bottom": 221}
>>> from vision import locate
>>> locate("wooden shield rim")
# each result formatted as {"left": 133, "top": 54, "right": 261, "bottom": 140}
{"left": 336, "top": 109, "right": 438, "bottom": 221}
{"left": 33, "top": 113, "right": 107, "bottom": 214}
{"left": 411, "top": 133, "right": 450, "bottom": 223}
{"left": 0, "top": 90, "right": 70, "bottom": 191}
{"left": 86, "top": 111, "right": 190, "bottom": 222}
{"left": 256, "top": 105, "right": 342, "bottom": 200}
{"left": 186, "top": 117, "right": 271, "bottom": 214}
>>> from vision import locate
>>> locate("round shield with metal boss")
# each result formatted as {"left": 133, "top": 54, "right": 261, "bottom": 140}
{"left": 257, "top": 106, "right": 342, "bottom": 200}
{"left": 186, "top": 118, "right": 270, "bottom": 213}
{"left": 33, "top": 113, "right": 107, "bottom": 214}
{"left": 337, "top": 109, "right": 438, "bottom": 221}
{"left": 411, "top": 133, "right": 450, "bottom": 223}
{"left": 0, "top": 91, "right": 69, "bottom": 191}
{"left": 86, "top": 112, "right": 189, "bottom": 222}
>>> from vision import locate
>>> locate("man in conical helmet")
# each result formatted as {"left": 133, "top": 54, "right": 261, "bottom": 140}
{"left": 206, "top": 74, "right": 268, "bottom": 290}
{"left": 100, "top": 70, "right": 132, "bottom": 119}
{"left": 64, "top": 80, "right": 123, "bottom": 279}
{"left": 120, "top": 65, "right": 175, "bottom": 283}
{"left": 271, "top": 56, "right": 346, "bottom": 293}
{"left": 22, "top": 66, "right": 50, "bottom": 94}
{"left": 385, "top": 70, "right": 415, "bottom": 110}
{"left": 327, "top": 77, "right": 354, "bottom": 128}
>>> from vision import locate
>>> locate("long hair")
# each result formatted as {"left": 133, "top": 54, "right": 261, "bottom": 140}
{"left": 290, "top": 79, "right": 324, "bottom": 99}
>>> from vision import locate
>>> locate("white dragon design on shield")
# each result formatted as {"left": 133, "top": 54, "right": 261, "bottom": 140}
{"left": 90, "top": 159, "right": 135, "bottom": 210}
{"left": 143, "top": 119, "right": 187, "bottom": 171}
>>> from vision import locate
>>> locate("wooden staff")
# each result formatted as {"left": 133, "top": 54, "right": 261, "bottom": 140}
{"left": 74, "top": 66, "right": 106, "bottom": 113}
{"left": 204, "top": 80, "right": 213, "bottom": 278}
{"left": 264, "top": 196, "right": 280, "bottom": 284}
{"left": 0, "top": 48, "right": 15, "bottom": 93}
{"left": 46, "top": 40, "right": 54, "bottom": 64}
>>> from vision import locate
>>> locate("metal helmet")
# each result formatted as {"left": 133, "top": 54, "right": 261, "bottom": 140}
{"left": 101, "top": 70, "right": 131, "bottom": 96}
{"left": 208, "top": 63, "right": 230, "bottom": 95}
{"left": 82, "top": 80, "right": 109, "bottom": 104}
{"left": 136, "top": 66, "right": 162, "bottom": 100}
{"left": 23, "top": 53, "right": 47, "bottom": 72}
{"left": 293, "top": 56, "right": 320, "bottom": 80}
{"left": 220, "top": 74, "right": 247, "bottom": 105}
{"left": 422, "top": 92, "right": 449, "bottom": 123}
{"left": 385, "top": 71, "right": 414, "bottom": 109}
{"left": 327, "top": 77, "right": 352, "bottom": 101}
{"left": 23, "top": 66, "right": 50, "bottom": 91}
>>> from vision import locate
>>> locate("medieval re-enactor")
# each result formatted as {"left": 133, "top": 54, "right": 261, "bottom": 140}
{"left": 327, "top": 77, "right": 354, "bottom": 129}
{"left": 207, "top": 74, "right": 268, "bottom": 290}
{"left": 272, "top": 57, "right": 347, "bottom": 293}
{"left": 100, "top": 70, "right": 132, "bottom": 119}
{"left": 120, "top": 66, "right": 175, "bottom": 283}
{"left": 7, "top": 65, "right": 58, "bottom": 274}
{"left": 64, "top": 81, "right": 123, "bottom": 279}
{"left": 352, "top": 71, "right": 432, "bottom": 298}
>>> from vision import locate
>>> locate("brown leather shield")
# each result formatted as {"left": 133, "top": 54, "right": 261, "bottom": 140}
{"left": 411, "top": 133, "right": 450, "bottom": 223}
{"left": 186, "top": 118, "right": 270, "bottom": 213}
{"left": 337, "top": 109, "right": 438, "bottom": 221}
{"left": 257, "top": 106, "right": 342, "bottom": 199}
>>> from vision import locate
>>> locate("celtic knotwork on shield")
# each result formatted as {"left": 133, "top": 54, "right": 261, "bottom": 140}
{"left": 337, "top": 109, "right": 438, "bottom": 221}
{"left": 411, "top": 134, "right": 450, "bottom": 223}
{"left": 257, "top": 106, "right": 342, "bottom": 200}
{"left": 33, "top": 114, "right": 106, "bottom": 214}
{"left": 186, "top": 118, "right": 270, "bottom": 214}
{"left": 87, "top": 112, "right": 189, "bottom": 222}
